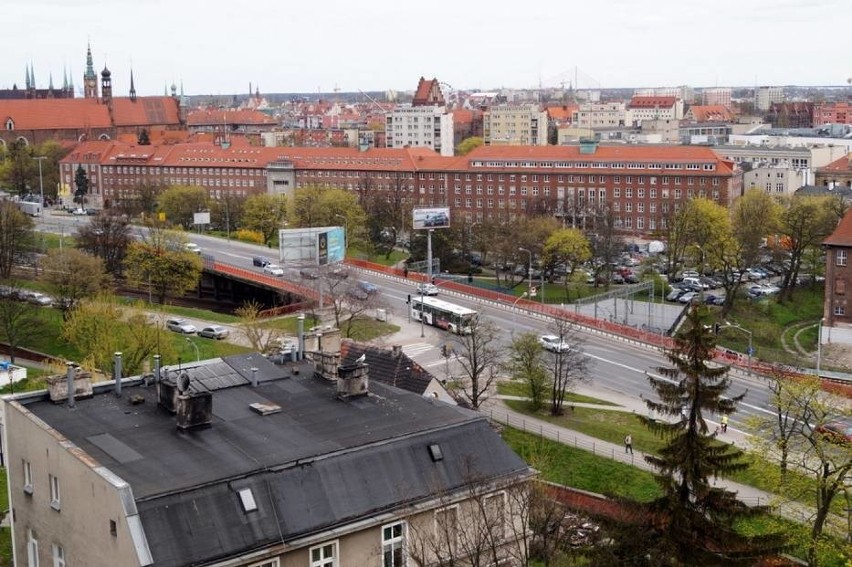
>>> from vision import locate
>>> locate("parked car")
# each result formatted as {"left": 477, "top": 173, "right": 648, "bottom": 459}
{"left": 299, "top": 268, "right": 319, "bottom": 280}
{"left": 704, "top": 294, "right": 725, "bottom": 306}
{"left": 252, "top": 256, "right": 271, "bottom": 267}
{"left": 27, "top": 292, "right": 53, "bottom": 306}
{"left": 666, "top": 288, "right": 686, "bottom": 302}
{"left": 185, "top": 242, "right": 202, "bottom": 254}
{"left": 327, "top": 266, "right": 349, "bottom": 279}
{"left": 539, "top": 334, "right": 570, "bottom": 353}
{"left": 198, "top": 325, "right": 230, "bottom": 340}
{"left": 71, "top": 208, "right": 87, "bottom": 216}
{"left": 416, "top": 283, "right": 439, "bottom": 296}
{"left": 816, "top": 417, "right": 852, "bottom": 444}
{"left": 263, "top": 263, "right": 285, "bottom": 276}
{"left": 677, "top": 291, "right": 698, "bottom": 304}
{"left": 166, "top": 318, "right": 197, "bottom": 334}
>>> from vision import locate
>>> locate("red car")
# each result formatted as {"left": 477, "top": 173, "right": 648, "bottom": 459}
{"left": 816, "top": 417, "right": 852, "bottom": 444}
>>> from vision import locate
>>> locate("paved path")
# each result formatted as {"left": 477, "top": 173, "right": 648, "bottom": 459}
{"left": 479, "top": 395, "right": 847, "bottom": 536}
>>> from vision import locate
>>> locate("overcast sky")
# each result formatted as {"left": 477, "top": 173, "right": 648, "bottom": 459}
{"left": 7, "top": 0, "right": 851, "bottom": 97}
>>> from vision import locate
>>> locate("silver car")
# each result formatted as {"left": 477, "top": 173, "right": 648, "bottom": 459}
{"left": 166, "top": 318, "right": 197, "bottom": 334}
{"left": 198, "top": 325, "right": 229, "bottom": 340}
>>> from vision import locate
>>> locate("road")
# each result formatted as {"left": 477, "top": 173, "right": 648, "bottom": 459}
{"left": 37, "top": 211, "right": 779, "bottom": 430}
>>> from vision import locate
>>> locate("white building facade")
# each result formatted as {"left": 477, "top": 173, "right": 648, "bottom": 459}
{"left": 385, "top": 105, "right": 455, "bottom": 156}
{"left": 483, "top": 104, "right": 548, "bottom": 145}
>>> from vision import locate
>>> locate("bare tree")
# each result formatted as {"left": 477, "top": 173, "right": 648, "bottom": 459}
{"left": 0, "top": 201, "right": 35, "bottom": 279}
{"left": 451, "top": 318, "right": 503, "bottom": 409}
{"left": 0, "top": 283, "right": 45, "bottom": 364}
{"left": 76, "top": 211, "right": 133, "bottom": 278}
{"left": 547, "top": 318, "right": 591, "bottom": 416}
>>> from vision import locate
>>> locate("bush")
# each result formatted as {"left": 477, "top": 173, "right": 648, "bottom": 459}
{"left": 235, "top": 229, "right": 263, "bottom": 244}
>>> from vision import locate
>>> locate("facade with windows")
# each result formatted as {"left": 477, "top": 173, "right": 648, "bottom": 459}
{"left": 823, "top": 210, "right": 852, "bottom": 343}
{"left": 743, "top": 166, "right": 807, "bottom": 197}
{"left": 61, "top": 139, "right": 737, "bottom": 237}
{"left": 4, "top": 354, "right": 532, "bottom": 566}
{"left": 483, "top": 104, "right": 548, "bottom": 146}
{"left": 385, "top": 105, "right": 454, "bottom": 156}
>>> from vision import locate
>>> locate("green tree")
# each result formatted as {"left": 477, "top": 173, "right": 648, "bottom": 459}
{"left": 241, "top": 193, "right": 287, "bottom": 246}
{"left": 0, "top": 139, "right": 36, "bottom": 195}
{"left": 0, "top": 201, "right": 35, "bottom": 279}
{"left": 778, "top": 196, "right": 837, "bottom": 302}
{"left": 40, "top": 249, "right": 111, "bottom": 320}
{"left": 235, "top": 300, "right": 284, "bottom": 353}
{"left": 637, "top": 306, "right": 785, "bottom": 563}
{"left": 290, "top": 186, "right": 366, "bottom": 232}
{"left": 74, "top": 164, "right": 89, "bottom": 204}
{"left": 508, "top": 332, "right": 549, "bottom": 411}
{"left": 63, "top": 296, "right": 168, "bottom": 376}
{"left": 542, "top": 227, "right": 591, "bottom": 298}
{"left": 455, "top": 136, "right": 484, "bottom": 156}
{"left": 158, "top": 185, "right": 209, "bottom": 230}
{"left": 123, "top": 224, "right": 203, "bottom": 304}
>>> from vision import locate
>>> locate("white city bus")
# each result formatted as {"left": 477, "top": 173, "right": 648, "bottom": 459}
{"left": 411, "top": 296, "right": 477, "bottom": 334}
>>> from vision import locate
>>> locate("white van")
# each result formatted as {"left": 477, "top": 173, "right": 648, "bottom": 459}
{"left": 682, "top": 277, "right": 704, "bottom": 289}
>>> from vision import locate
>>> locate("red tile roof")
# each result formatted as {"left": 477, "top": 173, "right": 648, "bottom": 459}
{"left": 111, "top": 96, "right": 181, "bottom": 126}
{"left": 687, "top": 105, "right": 734, "bottom": 122}
{"left": 0, "top": 98, "right": 112, "bottom": 129}
{"left": 628, "top": 96, "right": 677, "bottom": 109}
{"left": 820, "top": 153, "right": 852, "bottom": 173}
{"left": 824, "top": 209, "right": 852, "bottom": 246}
{"left": 412, "top": 77, "right": 444, "bottom": 106}
{"left": 187, "top": 109, "right": 277, "bottom": 127}
{"left": 451, "top": 109, "right": 474, "bottom": 124}
{"left": 546, "top": 105, "right": 578, "bottom": 121}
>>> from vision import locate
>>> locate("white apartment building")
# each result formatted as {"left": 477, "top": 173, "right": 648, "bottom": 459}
{"left": 483, "top": 104, "right": 548, "bottom": 145}
{"left": 755, "top": 86, "right": 784, "bottom": 111}
{"left": 385, "top": 105, "right": 455, "bottom": 156}
{"left": 743, "top": 166, "right": 808, "bottom": 197}
{"left": 627, "top": 96, "right": 685, "bottom": 124}
{"left": 634, "top": 85, "right": 695, "bottom": 103}
{"left": 574, "top": 101, "right": 627, "bottom": 129}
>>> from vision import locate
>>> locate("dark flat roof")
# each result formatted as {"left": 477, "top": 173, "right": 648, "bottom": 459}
{"left": 21, "top": 354, "right": 530, "bottom": 566}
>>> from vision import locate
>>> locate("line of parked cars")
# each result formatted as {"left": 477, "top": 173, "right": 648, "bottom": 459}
{"left": 0, "top": 286, "right": 54, "bottom": 306}
{"left": 165, "top": 317, "right": 230, "bottom": 339}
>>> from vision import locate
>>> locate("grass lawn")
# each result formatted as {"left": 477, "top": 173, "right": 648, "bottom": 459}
{"left": 358, "top": 250, "right": 408, "bottom": 267}
{"left": 124, "top": 301, "right": 241, "bottom": 324}
{"left": 496, "top": 380, "right": 619, "bottom": 406}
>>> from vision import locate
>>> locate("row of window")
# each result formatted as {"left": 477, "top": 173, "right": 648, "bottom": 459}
{"left": 470, "top": 159, "right": 717, "bottom": 171}
{"left": 26, "top": 528, "right": 65, "bottom": 567}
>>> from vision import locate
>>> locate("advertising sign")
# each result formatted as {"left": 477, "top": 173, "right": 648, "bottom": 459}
{"left": 319, "top": 227, "right": 345, "bottom": 265}
{"left": 279, "top": 226, "right": 346, "bottom": 266}
{"left": 193, "top": 211, "right": 211, "bottom": 226}
{"left": 412, "top": 207, "right": 451, "bottom": 230}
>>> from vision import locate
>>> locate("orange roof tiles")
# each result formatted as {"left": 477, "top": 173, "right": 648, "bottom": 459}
{"left": 111, "top": 96, "right": 181, "bottom": 126}
{"left": 0, "top": 98, "right": 112, "bottom": 129}
{"left": 628, "top": 96, "right": 677, "bottom": 109}
{"left": 687, "top": 105, "right": 734, "bottom": 122}
{"left": 546, "top": 105, "right": 578, "bottom": 121}
{"left": 187, "top": 109, "right": 277, "bottom": 127}
{"left": 824, "top": 209, "right": 852, "bottom": 246}
{"left": 820, "top": 154, "right": 852, "bottom": 173}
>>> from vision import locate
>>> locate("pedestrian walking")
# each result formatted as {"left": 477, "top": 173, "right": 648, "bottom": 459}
{"left": 624, "top": 433, "right": 633, "bottom": 455}
{"left": 720, "top": 414, "right": 728, "bottom": 433}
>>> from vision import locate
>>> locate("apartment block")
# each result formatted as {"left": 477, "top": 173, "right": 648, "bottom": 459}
{"left": 385, "top": 105, "right": 454, "bottom": 156}
{"left": 574, "top": 102, "right": 627, "bottom": 129}
{"left": 754, "top": 86, "right": 784, "bottom": 112}
{"left": 483, "top": 104, "right": 548, "bottom": 145}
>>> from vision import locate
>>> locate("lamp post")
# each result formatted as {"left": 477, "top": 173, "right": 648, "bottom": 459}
{"left": 334, "top": 213, "right": 348, "bottom": 253}
{"left": 722, "top": 321, "right": 753, "bottom": 375}
{"left": 816, "top": 317, "right": 824, "bottom": 377}
{"left": 33, "top": 156, "right": 47, "bottom": 216}
{"left": 518, "top": 247, "right": 533, "bottom": 298}
{"left": 185, "top": 337, "right": 200, "bottom": 362}
{"left": 512, "top": 291, "right": 529, "bottom": 331}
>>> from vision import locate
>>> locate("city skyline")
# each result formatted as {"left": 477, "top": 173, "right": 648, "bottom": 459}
{"left": 8, "top": 0, "right": 852, "bottom": 98}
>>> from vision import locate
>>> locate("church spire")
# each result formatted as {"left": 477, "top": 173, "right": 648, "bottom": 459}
{"left": 24, "top": 65, "right": 31, "bottom": 89}
{"left": 48, "top": 72, "right": 54, "bottom": 90}
{"left": 129, "top": 68, "right": 137, "bottom": 102}
{"left": 84, "top": 42, "right": 98, "bottom": 98}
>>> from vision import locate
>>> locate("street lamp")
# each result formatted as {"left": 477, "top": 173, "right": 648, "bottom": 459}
{"left": 185, "top": 337, "right": 200, "bottom": 362}
{"left": 816, "top": 317, "right": 824, "bottom": 377}
{"left": 334, "top": 213, "right": 348, "bottom": 253}
{"left": 512, "top": 291, "right": 529, "bottom": 330}
{"left": 721, "top": 321, "right": 753, "bottom": 375}
{"left": 33, "top": 156, "right": 47, "bottom": 216}
{"left": 518, "top": 247, "right": 533, "bottom": 298}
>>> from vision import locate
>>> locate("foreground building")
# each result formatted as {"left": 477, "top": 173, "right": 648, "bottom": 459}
{"left": 823, "top": 210, "right": 852, "bottom": 344}
{"left": 4, "top": 353, "right": 532, "bottom": 566}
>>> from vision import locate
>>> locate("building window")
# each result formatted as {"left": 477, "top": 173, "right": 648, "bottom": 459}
{"left": 49, "top": 475, "right": 60, "bottom": 510}
{"left": 27, "top": 529, "right": 38, "bottom": 567}
{"left": 248, "top": 560, "right": 279, "bottom": 567}
{"left": 51, "top": 544, "right": 65, "bottom": 567}
{"left": 23, "top": 460, "right": 32, "bottom": 494}
{"left": 310, "top": 542, "right": 337, "bottom": 567}
{"left": 834, "top": 305, "right": 845, "bottom": 316}
{"left": 836, "top": 250, "right": 847, "bottom": 267}
{"left": 484, "top": 493, "right": 506, "bottom": 540}
{"left": 382, "top": 521, "right": 406, "bottom": 567}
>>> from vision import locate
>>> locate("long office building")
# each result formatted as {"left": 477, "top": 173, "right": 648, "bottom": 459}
{"left": 62, "top": 138, "right": 739, "bottom": 236}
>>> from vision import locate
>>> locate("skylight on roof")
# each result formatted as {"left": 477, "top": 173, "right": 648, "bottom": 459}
{"left": 238, "top": 488, "right": 257, "bottom": 512}
{"left": 428, "top": 443, "right": 443, "bottom": 462}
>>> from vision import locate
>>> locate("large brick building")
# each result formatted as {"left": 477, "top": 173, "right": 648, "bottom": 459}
{"left": 61, "top": 138, "right": 739, "bottom": 236}
{"left": 822, "top": 210, "right": 852, "bottom": 344}
{"left": 0, "top": 45, "right": 185, "bottom": 148}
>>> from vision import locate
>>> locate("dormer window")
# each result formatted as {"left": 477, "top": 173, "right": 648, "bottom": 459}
{"left": 5, "top": 118, "right": 13, "bottom": 131}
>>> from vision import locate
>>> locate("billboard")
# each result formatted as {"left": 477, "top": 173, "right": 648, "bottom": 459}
{"left": 279, "top": 226, "right": 345, "bottom": 266}
{"left": 412, "top": 207, "right": 450, "bottom": 230}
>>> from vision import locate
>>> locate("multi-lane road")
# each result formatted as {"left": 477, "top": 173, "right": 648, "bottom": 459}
{"left": 38, "top": 213, "right": 778, "bottom": 429}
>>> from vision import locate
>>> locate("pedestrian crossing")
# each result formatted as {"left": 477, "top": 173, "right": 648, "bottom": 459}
{"left": 401, "top": 343, "right": 435, "bottom": 358}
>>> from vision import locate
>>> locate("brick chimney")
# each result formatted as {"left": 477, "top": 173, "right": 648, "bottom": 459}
{"left": 337, "top": 362, "right": 369, "bottom": 399}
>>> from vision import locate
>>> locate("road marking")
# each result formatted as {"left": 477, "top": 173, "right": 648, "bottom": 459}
{"left": 402, "top": 343, "right": 435, "bottom": 357}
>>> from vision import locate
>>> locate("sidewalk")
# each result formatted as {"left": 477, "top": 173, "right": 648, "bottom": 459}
{"left": 479, "top": 396, "right": 845, "bottom": 535}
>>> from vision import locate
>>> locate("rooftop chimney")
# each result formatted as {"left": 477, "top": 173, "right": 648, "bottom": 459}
{"left": 46, "top": 365, "right": 93, "bottom": 404}
{"left": 66, "top": 362, "right": 75, "bottom": 408}
{"left": 173, "top": 371, "right": 213, "bottom": 431}
{"left": 337, "top": 362, "right": 369, "bottom": 399}
{"left": 392, "top": 345, "right": 402, "bottom": 358}
{"left": 114, "top": 352, "right": 122, "bottom": 397}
